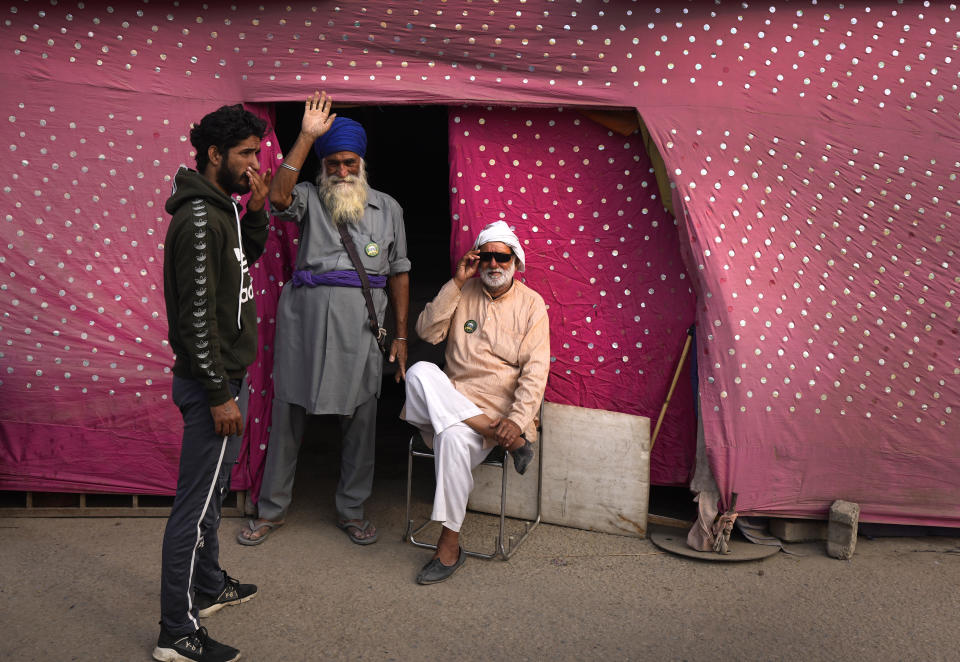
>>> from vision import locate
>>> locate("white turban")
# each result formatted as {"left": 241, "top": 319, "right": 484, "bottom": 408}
{"left": 472, "top": 221, "right": 526, "bottom": 272}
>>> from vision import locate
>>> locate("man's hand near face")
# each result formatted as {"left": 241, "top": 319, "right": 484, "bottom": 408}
{"left": 246, "top": 167, "right": 273, "bottom": 212}
{"left": 453, "top": 250, "right": 481, "bottom": 289}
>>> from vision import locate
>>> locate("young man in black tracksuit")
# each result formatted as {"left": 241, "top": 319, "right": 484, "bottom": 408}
{"left": 156, "top": 104, "right": 274, "bottom": 662}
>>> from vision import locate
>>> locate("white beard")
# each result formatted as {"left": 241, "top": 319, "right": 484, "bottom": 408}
{"left": 480, "top": 261, "right": 516, "bottom": 292}
{"left": 318, "top": 161, "right": 369, "bottom": 225}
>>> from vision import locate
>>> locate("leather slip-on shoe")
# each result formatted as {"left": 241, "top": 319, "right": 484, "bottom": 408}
{"left": 415, "top": 548, "right": 466, "bottom": 585}
{"left": 512, "top": 439, "right": 534, "bottom": 476}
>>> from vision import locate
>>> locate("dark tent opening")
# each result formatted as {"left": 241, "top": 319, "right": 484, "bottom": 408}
{"left": 267, "top": 101, "right": 696, "bottom": 525}
{"left": 270, "top": 102, "right": 452, "bottom": 508}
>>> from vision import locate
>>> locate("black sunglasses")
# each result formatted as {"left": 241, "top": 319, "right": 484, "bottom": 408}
{"left": 477, "top": 251, "right": 513, "bottom": 264}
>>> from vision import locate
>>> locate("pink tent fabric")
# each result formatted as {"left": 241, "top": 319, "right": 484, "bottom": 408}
{"left": 1, "top": 2, "right": 957, "bottom": 525}
{"left": 448, "top": 107, "right": 696, "bottom": 485}
{"left": 231, "top": 103, "right": 295, "bottom": 498}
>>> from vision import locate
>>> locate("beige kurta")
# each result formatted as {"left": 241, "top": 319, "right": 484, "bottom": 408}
{"left": 415, "top": 277, "right": 550, "bottom": 445}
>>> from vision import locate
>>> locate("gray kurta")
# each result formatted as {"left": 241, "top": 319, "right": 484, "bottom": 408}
{"left": 272, "top": 182, "right": 411, "bottom": 415}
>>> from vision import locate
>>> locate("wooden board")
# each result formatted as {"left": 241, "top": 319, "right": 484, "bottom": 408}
{"left": 0, "top": 490, "right": 246, "bottom": 518}
{"left": 468, "top": 402, "right": 651, "bottom": 537}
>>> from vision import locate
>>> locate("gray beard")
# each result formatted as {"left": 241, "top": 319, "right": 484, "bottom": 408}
{"left": 480, "top": 262, "right": 517, "bottom": 292}
{"left": 318, "top": 163, "right": 369, "bottom": 225}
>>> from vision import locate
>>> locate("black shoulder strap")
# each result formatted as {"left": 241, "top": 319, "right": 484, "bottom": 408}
{"left": 337, "top": 222, "right": 387, "bottom": 353}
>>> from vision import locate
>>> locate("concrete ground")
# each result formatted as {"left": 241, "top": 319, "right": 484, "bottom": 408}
{"left": 3, "top": 430, "right": 960, "bottom": 661}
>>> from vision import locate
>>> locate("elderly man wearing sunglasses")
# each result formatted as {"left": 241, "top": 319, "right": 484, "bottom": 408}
{"left": 402, "top": 220, "right": 551, "bottom": 585}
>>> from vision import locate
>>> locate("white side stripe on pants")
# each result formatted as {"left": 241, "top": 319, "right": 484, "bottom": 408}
{"left": 184, "top": 432, "right": 229, "bottom": 630}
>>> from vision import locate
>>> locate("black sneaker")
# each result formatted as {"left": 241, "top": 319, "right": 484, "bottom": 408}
{"left": 196, "top": 572, "right": 258, "bottom": 618}
{"left": 152, "top": 624, "right": 240, "bottom": 662}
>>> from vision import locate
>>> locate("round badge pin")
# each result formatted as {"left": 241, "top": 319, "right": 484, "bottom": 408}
{"left": 463, "top": 320, "right": 478, "bottom": 334}
{"left": 364, "top": 242, "right": 380, "bottom": 257}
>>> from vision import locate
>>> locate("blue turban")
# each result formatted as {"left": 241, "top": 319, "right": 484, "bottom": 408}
{"left": 313, "top": 117, "right": 367, "bottom": 160}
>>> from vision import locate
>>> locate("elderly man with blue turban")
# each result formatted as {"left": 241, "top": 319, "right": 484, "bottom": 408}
{"left": 238, "top": 91, "right": 410, "bottom": 546}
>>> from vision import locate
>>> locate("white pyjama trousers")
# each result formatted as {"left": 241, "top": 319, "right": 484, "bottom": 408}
{"left": 404, "top": 361, "right": 494, "bottom": 532}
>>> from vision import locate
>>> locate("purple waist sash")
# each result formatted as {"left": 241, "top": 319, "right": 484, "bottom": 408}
{"left": 291, "top": 269, "right": 387, "bottom": 289}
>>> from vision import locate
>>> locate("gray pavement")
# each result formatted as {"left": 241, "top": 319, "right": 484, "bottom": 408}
{"left": 3, "top": 443, "right": 960, "bottom": 661}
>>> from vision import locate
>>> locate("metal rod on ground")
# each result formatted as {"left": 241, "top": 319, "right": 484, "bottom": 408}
{"left": 649, "top": 325, "right": 695, "bottom": 453}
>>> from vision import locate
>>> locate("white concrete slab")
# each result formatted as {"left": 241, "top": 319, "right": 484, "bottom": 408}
{"left": 468, "top": 401, "right": 651, "bottom": 537}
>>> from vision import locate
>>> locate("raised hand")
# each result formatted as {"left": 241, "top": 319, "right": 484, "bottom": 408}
{"left": 453, "top": 250, "right": 481, "bottom": 288}
{"left": 302, "top": 90, "right": 336, "bottom": 139}
{"left": 245, "top": 166, "right": 273, "bottom": 212}
{"left": 270, "top": 91, "right": 335, "bottom": 212}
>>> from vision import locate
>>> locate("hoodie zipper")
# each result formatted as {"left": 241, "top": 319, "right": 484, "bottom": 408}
{"left": 233, "top": 201, "right": 245, "bottom": 332}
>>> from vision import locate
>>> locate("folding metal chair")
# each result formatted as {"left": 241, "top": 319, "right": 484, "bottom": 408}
{"left": 403, "top": 411, "right": 543, "bottom": 560}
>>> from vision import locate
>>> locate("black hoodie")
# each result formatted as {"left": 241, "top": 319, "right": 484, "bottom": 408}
{"left": 163, "top": 167, "right": 268, "bottom": 406}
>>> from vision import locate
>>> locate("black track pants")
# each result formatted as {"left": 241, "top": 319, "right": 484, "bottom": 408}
{"left": 159, "top": 376, "right": 243, "bottom": 636}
